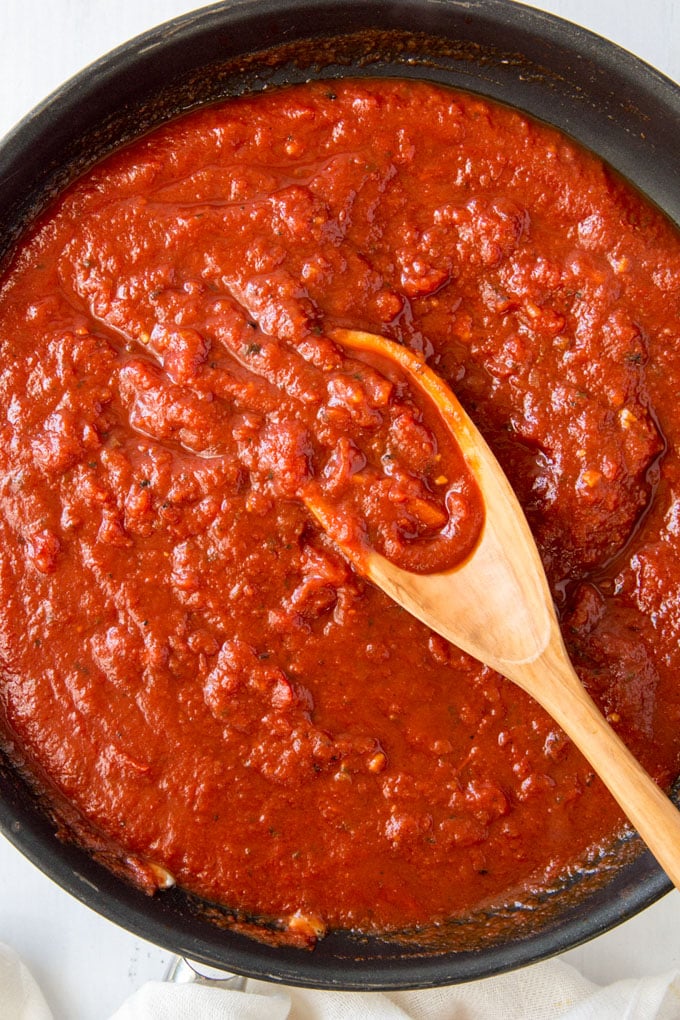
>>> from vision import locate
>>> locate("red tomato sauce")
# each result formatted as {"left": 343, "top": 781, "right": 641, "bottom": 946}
{"left": 302, "top": 336, "right": 485, "bottom": 574}
{"left": 1, "top": 78, "right": 680, "bottom": 945}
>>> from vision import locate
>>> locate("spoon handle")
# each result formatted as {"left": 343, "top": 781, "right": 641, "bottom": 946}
{"left": 515, "top": 638, "right": 680, "bottom": 890}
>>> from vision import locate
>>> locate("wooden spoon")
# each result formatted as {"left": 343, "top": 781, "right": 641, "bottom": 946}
{"left": 305, "top": 327, "right": 680, "bottom": 890}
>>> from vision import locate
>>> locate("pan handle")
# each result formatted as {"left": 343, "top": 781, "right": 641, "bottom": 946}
{"left": 164, "top": 956, "right": 247, "bottom": 990}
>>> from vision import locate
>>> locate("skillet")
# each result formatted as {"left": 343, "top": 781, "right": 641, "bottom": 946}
{"left": 0, "top": 0, "right": 678, "bottom": 989}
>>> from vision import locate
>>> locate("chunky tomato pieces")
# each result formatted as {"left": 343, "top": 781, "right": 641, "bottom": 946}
{"left": 0, "top": 79, "right": 679, "bottom": 944}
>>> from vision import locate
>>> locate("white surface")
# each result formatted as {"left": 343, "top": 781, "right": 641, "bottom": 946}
{"left": 0, "top": 1, "right": 679, "bottom": 1017}
{"left": 4, "top": 943, "right": 680, "bottom": 1020}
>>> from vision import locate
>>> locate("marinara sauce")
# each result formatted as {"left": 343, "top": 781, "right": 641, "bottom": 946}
{"left": 1, "top": 79, "right": 680, "bottom": 945}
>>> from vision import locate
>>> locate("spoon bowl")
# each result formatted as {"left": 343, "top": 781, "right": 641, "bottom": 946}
{"left": 305, "top": 327, "right": 680, "bottom": 891}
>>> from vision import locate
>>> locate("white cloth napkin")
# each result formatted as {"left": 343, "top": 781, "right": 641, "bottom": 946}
{"left": 108, "top": 962, "right": 680, "bottom": 1020}
{"left": 2, "top": 942, "right": 679, "bottom": 1020}
{"left": 0, "top": 945, "right": 52, "bottom": 1020}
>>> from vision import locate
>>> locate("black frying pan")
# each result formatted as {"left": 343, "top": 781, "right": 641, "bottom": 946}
{"left": 1, "top": 0, "right": 678, "bottom": 990}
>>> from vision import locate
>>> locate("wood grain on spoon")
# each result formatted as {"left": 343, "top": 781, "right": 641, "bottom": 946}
{"left": 304, "top": 327, "right": 680, "bottom": 891}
